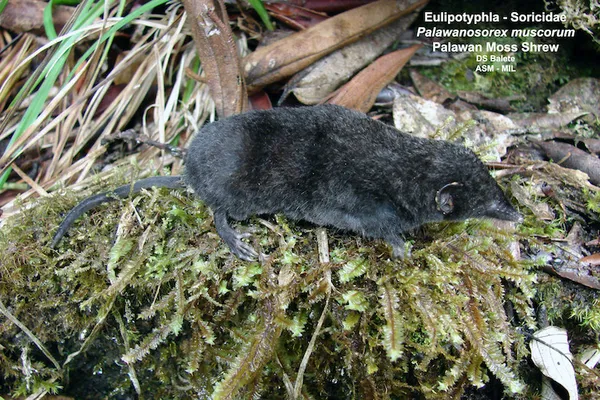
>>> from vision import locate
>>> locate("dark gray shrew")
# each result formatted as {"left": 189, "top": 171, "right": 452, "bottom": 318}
{"left": 52, "top": 104, "right": 521, "bottom": 260}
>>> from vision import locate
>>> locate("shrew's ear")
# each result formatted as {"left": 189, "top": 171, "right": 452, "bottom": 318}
{"left": 435, "top": 182, "right": 463, "bottom": 215}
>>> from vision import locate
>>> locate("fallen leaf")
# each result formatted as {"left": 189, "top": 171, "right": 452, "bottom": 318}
{"left": 510, "top": 181, "right": 555, "bottom": 221}
{"left": 585, "top": 238, "right": 600, "bottom": 246}
{"left": 566, "top": 222, "right": 585, "bottom": 251}
{"left": 409, "top": 69, "right": 453, "bottom": 104}
{"left": 113, "top": 51, "right": 146, "bottom": 86}
{"left": 530, "top": 326, "right": 579, "bottom": 400}
{"left": 0, "top": 0, "right": 74, "bottom": 34}
{"left": 285, "top": 14, "right": 419, "bottom": 105}
{"left": 327, "top": 44, "right": 422, "bottom": 112}
{"left": 249, "top": 91, "right": 272, "bottom": 110}
{"left": 581, "top": 138, "right": 600, "bottom": 154}
{"left": 289, "top": 0, "right": 377, "bottom": 13}
{"left": 547, "top": 263, "right": 600, "bottom": 290}
{"left": 580, "top": 253, "right": 600, "bottom": 266}
{"left": 541, "top": 163, "right": 597, "bottom": 190}
{"left": 548, "top": 77, "right": 600, "bottom": 123}
{"left": 265, "top": 3, "right": 328, "bottom": 30}
{"left": 459, "top": 110, "right": 520, "bottom": 133}
{"left": 536, "top": 141, "right": 600, "bottom": 186}
{"left": 579, "top": 347, "right": 600, "bottom": 369}
{"left": 94, "top": 84, "right": 127, "bottom": 118}
{"left": 444, "top": 98, "right": 478, "bottom": 113}
{"left": 539, "top": 223, "right": 600, "bottom": 290}
{"left": 243, "top": 0, "right": 429, "bottom": 93}
{"left": 456, "top": 90, "right": 515, "bottom": 113}
{"left": 392, "top": 91, "right": 456, "bottom": 138}
{"left": 508, "top": 112, "right": 586, "bottom": 132}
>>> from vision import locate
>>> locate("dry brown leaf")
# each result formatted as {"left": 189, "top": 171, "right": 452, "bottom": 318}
{"left": 508, "top": 111, "right": 586, "bottom": 132}
{"left": 243, "top": 0, "right": 428, "bottom": 93}
{"left": 510, "top": 181, "right": 555, "bottom": 221}
{"left": 580, "top": 253, "right": 600, "bottom": 266}
{"left": 327, "top": 44, "right": 421, "bottom": 112}
{"left": 582, "top": 138, "right": 600, "bottom": 154}
{"left": 94, "top": 84, "right": 126, "bottom": 118}
{"left": 265, "top": 3, "right": 328, "bottom": 30}
{"left": 547, "top": 264, "right": 600, "bottom": 290}
{"left": 113, "top": 51, "right": 146, "bottom": 86}
{"left": 286, "top": 14, "right": 419, "bottom": 105}
{"left": 249, "top": 91, "right": 272, "bottom": 110}
{"left": 289, "top": 0, "right": 377, "bottom": 12}
{"left": 456, "top": 90, "right": 514, "bottom": 113}
{"left": 548, "top": 77, "right": 600, "bottom": 122}
{"left": 409, "top": 69, "right": 453, "bottom": 104}
{"left": 0, "top": 0, "right": 75, "bottom": 34}
{"left": 183, "top": 0, "right": 247, "bottom": 117}
{"left": 444, "top": 98, "right": 478, "bottom": 113}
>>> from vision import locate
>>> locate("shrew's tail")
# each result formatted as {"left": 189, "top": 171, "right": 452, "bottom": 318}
{"left": 51, "top": 175, "right": 186, "bottom": 248}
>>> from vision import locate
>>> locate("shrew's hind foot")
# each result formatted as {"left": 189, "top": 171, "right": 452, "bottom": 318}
{"left": 213, "top": 210, "right": 258, "bottom": 261}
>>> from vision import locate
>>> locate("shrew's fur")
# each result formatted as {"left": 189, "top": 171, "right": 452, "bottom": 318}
{"left": 53, "top": 105, "right": 521, "bottom": 260}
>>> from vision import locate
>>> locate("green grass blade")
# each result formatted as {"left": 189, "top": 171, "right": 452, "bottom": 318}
{"left": 0, "top": 0, "right": 107, "bottom": 188}
{"left": 44, "top": 0, "right": 59, "bottom": 40}
{"left": 248, "top": 0, "right": 274, "bottom": 31}
{"left": 67, "top": 0, "right": 168, "bottom": 81}
{"left": 0, "top": 0, "right": 9, "bottom": 14}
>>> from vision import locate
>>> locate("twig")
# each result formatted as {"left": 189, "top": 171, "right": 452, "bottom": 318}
{"left": 316, "top": 227, "right": 330, "bottom": 264}
{"left": 102, "top": 129, "right": 187, "bottom": 158}
{"left": 0, "top": 299, "right": 62, "bottom": 372}
{"left": 292, "top": 290, "right": 330, "bottom": 399}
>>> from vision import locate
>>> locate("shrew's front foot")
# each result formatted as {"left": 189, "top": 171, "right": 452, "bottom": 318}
{"left": 213, "top": 210, "right": 258, "bottom": 261}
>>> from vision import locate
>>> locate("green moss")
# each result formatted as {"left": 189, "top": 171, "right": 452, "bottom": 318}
{"left": 571, "top": 298, "right": 600, "bottom": 332}
{"left": 555, "top": 0, "right": 600, "bottom": 41}
{"left": 338, "top": 257, "right": 369, "bottom": 283}
{"left": 583, "top": 187, "right": 600, "bottom": 215}
{"left": 1, "top": 166, "right": 599, "bottom": 398}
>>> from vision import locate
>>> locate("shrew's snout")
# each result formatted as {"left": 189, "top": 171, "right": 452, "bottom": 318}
{"left": 485, "top": 201, "right": 523, "bottom": 223}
